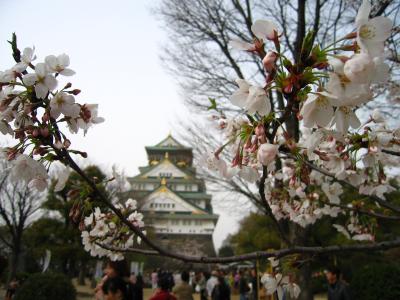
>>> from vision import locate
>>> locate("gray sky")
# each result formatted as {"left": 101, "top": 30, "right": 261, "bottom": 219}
{"left": 0, "top": 0, "right": 241, "bottom": 250}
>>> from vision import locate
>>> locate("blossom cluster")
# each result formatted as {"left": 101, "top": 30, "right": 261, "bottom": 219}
{"left": 81, "top": 199, "right": 146, "bottom": 261}
{"left": 202, "top": 0, "right": 398, "bottom": 246}
{"left": 261, "top": 258, "right": 301, "bottom": 300}
{"left": 0, "top": 37, "right": 104, "bottom": 191}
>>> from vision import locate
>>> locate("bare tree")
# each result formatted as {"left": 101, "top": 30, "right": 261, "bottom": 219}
{"left": 155, "top": 1, "right": 400, "bottom": 298}
{"left": 156, "top": 0, "right": 399, "bottom": 112}
{"left": 0, "top": 164, "right": 43, "bottom": 281}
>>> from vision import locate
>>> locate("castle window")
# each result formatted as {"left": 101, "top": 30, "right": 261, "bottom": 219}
{"left": 160, "top": 172, "right": 172, "bottom": 178}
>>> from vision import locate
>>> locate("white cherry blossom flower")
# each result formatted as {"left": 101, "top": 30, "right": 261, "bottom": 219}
{"left": 128, "top": 211, "right": 144, "bottom": 227}
{"left": 238, "top": 166, "right": 259, "bottom": 182}
{"left": 300, "top": 93, "right": 335, "bottom": 128}
{"left": 257, "top": 143, "right": 279, "bottom": 165}
{"left": 229, "top": 39, "right": 255, "bottom": 51}
{"left": 343, "top": 54, "right": 390, "bottom": 84}
{"left": 54, "top": 167, "right": 70, "bottom": 192}
{"left": 324, "top": 154, "right": 346, "bottom": 175}
{"left": 333, "top": 224, "right": 351, "bottom": 239}
{"left": 14, "top": 47, "right": 36, "bottom": 72}
{"left": 90, "top": 219, "right": 108, "bottom": 237}
{"left": 333, "top": 106, "right": 361, "bottom": 133}
{"left": 28, "top": 174, "right": 49, "bottom": 191}
{"left": 50, "top": 92, "right": 80, "bottom": 119}
{"left": 22, "top": 63, "right": 57, "bottom": 99}
{"left": 326, "top": 73, "right": 372, "bottom": 107}
{"left": 126, "top": 198, "right": 137, "bottom": 210}
{"left": 45, "top": 54, "right": 75, "bottom": 76}
{"left": 0, "top": 69, "right": 16, "bottom": 83}
{"left": 230, "top": 79, "right": 271, "bottom": 116}
{"left": 76, "top": 104, "right": 105, "bottom": 134}
{"left": 321, "top": 182, "right": 343, "bottom": 204}
{"left": 353, "top": 233, "right": 374, "bottom": 241}
{"left": 355, "top": 0, "right": 393, "bottom": 57}
{"left": 251, "top": 20, "right": 279, "bottom": 41}
{"left": 10, "top": 155, "right": 49, "bottom": 190}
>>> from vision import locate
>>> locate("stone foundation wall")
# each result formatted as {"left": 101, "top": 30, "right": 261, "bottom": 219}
{"left": 143, "top": 233, "right": 216, "bottom": 271}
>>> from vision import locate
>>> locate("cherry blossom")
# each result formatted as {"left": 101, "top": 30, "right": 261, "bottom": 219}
{"left": 355, "top": 0, "right": 393, "bottom": 57}
{"left": 251, "top": 20, "right": 279, "bottom": 41}
{"left": 257, "top": 143, "right": 279, "bottom": 166}
{"left": 300, "top": 93, "right": 334, "bottom": 128}
{"left": 14, "top": 47, "right": 36, "bottom": 72}
{"left": 22, "top": 62, "right": 57, "bottom": 99}
{"left": 230, "top": 79, "right": 271, "bottom": 116}
{"left": 49, "top": 92, "right": 80, "bottom": 119}
{"left": 45, "top": 53, "right": 75, "bottom": 76}
{"left": 54, "top": 167, "right": 71, "bottom": 192}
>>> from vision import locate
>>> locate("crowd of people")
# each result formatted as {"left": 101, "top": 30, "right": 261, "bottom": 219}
{"left": 95, "top": 263, "right": 351, "bottom": 300}
{"left": 2, "top": 261, "right": 350, "bottom": 300}
{"left": 147, "top": 267, "right": 260, "bottom": 300}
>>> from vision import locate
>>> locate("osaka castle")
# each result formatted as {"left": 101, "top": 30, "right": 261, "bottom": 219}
{"left": 127, "top": 134, "right": 219, "bottom": 257}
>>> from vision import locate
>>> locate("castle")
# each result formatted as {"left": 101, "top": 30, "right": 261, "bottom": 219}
{"left": 127, "top": 134, "right": 218, "bottom": 261}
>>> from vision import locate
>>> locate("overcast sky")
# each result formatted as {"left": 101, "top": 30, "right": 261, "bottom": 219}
{"left": 0, "top": 0, "right": 242, "bottom": 250}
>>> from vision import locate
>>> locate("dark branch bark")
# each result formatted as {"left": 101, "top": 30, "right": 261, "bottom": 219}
{"left": 98, "top": 238, "right": 400, "bottom": 264}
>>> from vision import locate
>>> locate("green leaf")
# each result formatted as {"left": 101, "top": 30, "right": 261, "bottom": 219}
{"left": 207, "top": 98, "right": 218, "bottom": 111}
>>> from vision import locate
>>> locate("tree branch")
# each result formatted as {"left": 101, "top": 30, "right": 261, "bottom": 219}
{"left": 98, "top": 238, "right": 400, "bottom": 264}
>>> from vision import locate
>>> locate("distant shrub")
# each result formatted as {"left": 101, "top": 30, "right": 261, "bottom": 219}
{"left": 14, "top": 272, "right": 76, "bottom": 300}
{"left": 351, "top": 263, "right": 400, "bottom": 300}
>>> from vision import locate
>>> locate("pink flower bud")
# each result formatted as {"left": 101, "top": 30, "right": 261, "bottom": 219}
{"left": 257, "top": 143, "right": 279, "bottom": 165}
{"left": 40, "top": 127, "right": 49, "bottom": 137}
{"left": 32, "top": 128, "right": 40, "bottom": 137}
{"left": 54, "top": 140, "right": 63, "bottom": 149}
{"left": 262, "top": 51, "right": 278, "bottom": 72}
{"left": 42, "top": 113, "right": 50, "bottom": 122}
{"left": 64, "top": 139, "right": 71, "bottom": 149}
{"left": 255, "top": 124, "right": 265, "bottom": 136}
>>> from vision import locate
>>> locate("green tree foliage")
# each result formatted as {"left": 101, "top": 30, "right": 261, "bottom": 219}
{"left": 14, "top": 272, "right": 76, "bottom": 300}
{"left": 218, "top": 245, "right": 235, "bottom": 257}
{"left": 351, "top": 263, "right": 400, "bottom": 300}
{"left": 230, "top": 213, "right": 281, "bottom": 254}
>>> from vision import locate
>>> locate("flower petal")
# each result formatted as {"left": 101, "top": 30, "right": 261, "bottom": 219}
{"left": 251, "top": 20, "right": 277, "bottom": 40}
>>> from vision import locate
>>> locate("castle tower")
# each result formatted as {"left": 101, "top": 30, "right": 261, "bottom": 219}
{"left": 127, "top": 134, "right": 218, "bottom": 259}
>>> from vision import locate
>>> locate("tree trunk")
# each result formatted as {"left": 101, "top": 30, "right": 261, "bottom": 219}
{"left": 298, "top": 262, "right": 313, "bottom": 300}
{"left": 8, "top": 242, "right": 21, "bottom": 282}
{"left": 78, "top": 260, "right": 86, "bottom": 285}
{"left": 289, "top": 225, "right": 314, "bottom": 300}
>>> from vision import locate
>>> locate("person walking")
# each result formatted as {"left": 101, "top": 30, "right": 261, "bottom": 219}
{"left": 102, "top": 276, "right": 129, "bottom": 300}
{"left": 150, "top": 275, "right": 178, "bottom": 300}
{"left": 325, "top": 266, "right": 351, "bottom": 300}
{"left": 238, "top": 269, "right": 250, "bottom": 300}
{"left": 197, "top": 271, "right": 208, "bottom": 300}
{"left": 130, "top": 273, "right": 144, "bottom": 300}
{"left": 206, "top": 270, "right": 219, "bottom": 299}
{"left": 249, "top": 269, "right": 258, "bottom": 300}
{"left": 94, "top": 260, "right": 134, "bottom": 300}
{"left": 211, "top": 276, "right": 231, "bottom": 300}
{"left": 172, "top": 271, "right": 194, "bottom": 300}
{"left": 151, "top": 269, "right": 159, "bottom": 291}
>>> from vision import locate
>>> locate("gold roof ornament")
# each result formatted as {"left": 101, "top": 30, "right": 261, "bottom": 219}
{"left": 177, "top": 161, "right": 187, "bottom": 167}
{"left": 161, "top": 177, "right": 167, "bottom": 185}
{"left": 150, "top": 160, "right": 159, "bottom": 165}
